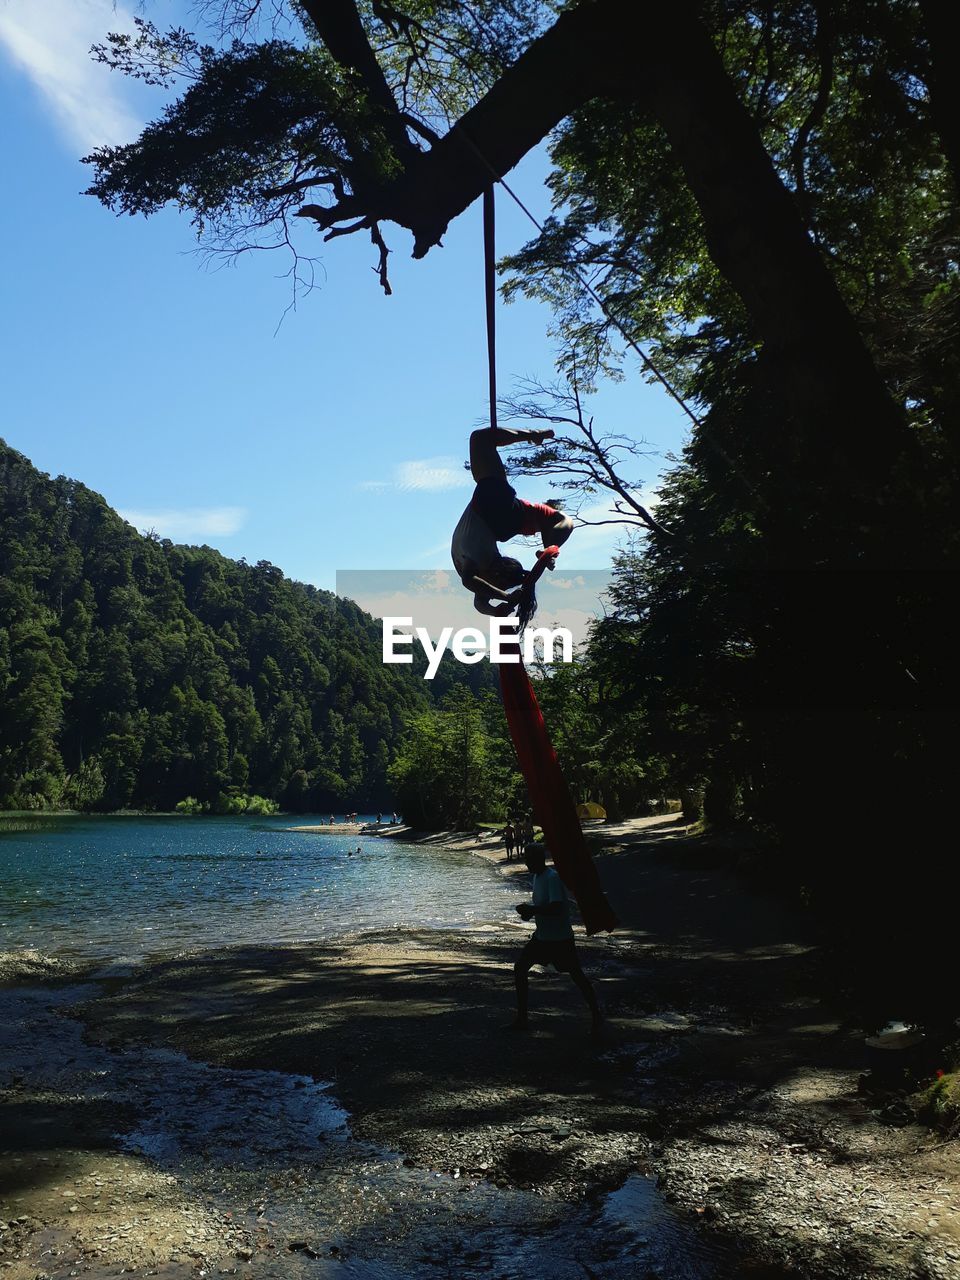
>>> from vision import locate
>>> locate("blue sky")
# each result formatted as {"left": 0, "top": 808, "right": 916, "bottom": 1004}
{"left": 0, "top": 0, "right": 689, "bottom": 596}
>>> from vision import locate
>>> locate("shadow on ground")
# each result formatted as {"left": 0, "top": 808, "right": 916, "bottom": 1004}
{"left": 12, "top": 820, "right": 948, "bottom": 1279}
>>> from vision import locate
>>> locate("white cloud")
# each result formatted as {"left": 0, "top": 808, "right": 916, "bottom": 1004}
{"left": 360, "top": 456, "right": 471, "bottom": 494}
{"left": 397, "top": 457, "right": 470, "bottom": 492}
{"left": 413, "top": 568, "right": 455, "bottom": 594}
{"left": 0, "top": 0, "right": 142, "bottom": 150}
{"left": 118, "top": 506, "right": 248, "bottom": 539}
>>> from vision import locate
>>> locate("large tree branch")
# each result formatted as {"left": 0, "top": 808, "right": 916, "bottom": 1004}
{"left": 298, "top": 0, "right": 415, "bottom": 164}
{"left": 297, "top": 0, "right": 608, "bottom": 254}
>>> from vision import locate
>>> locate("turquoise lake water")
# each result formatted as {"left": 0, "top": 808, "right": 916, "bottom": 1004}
{"left": 0, "top": 815, "right": 517, "bottom": 964}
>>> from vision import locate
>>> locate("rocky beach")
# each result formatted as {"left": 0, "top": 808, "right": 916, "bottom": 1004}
{"left": 2, "top": 816, "right": 958, "bottom": 1278}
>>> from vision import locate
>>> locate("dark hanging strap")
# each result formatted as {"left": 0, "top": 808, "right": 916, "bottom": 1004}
{"left": 483, "top": 184, "right": 497, "bottom": 431}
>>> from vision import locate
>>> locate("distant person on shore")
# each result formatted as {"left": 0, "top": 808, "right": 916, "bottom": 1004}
{"left": 503, "top": 822, "right": 515, "bottom": 862}
{"left": 376, "top": 812, "right": 382, "bottom": 824}
{"left": 522, "top": 815, "right": 535, "bottom": 847}
{"left": 451, "top": 426, "right": 574, "bottom": 622}
{"left": 511, "top": 843, "right": 602, "bottom": 1038}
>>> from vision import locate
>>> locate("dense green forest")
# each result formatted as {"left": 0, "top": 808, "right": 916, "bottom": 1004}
{"left": 0, "top": 439, "right": 433, "bottom": 812}
{"left": 387, "top": 657, "right": 668, "bottom": 831}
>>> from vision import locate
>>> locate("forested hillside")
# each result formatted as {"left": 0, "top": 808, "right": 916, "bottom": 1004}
{"left": 0, "top": 440, "right": 430, "bottom": 811}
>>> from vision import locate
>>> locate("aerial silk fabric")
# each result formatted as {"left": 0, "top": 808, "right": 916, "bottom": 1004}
{"left": 499, "top": 658, "right": 618, "bottom": 934}
{"left": 499, "top": 548, "right": 619, "bottom": 935}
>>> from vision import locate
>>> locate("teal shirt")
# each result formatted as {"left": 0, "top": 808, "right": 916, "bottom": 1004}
{"left": 532, "top": 868, "right": 573, "bottom": 941}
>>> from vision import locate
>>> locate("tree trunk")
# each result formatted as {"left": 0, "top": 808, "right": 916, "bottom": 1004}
{"left": 679, "top": 786, "right": 704, "bottom": 824}
{"left": 918, "top": 1, "right": 960, "bottom": 197}
{"left": 703, "top": 770, "right": 739, "bottom": 828}
{"left": 631, "top": 6, "right": 909, "bottom": 510}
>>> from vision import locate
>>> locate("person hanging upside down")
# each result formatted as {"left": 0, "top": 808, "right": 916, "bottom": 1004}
{"left": 451, "top": 427, "right": 574, "bottom": 621}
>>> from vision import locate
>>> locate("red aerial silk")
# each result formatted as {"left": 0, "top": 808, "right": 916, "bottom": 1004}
{"left": 498, "top": 548, "right": 619, "bottom": 935}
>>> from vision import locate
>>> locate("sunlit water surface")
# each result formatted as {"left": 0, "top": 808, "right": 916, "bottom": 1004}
{"left": 0, "top": 814, "right": 517, "bottom": 963}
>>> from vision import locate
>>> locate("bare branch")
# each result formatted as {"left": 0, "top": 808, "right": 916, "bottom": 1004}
{"left": 496, "top": 373, "right": 674, "bottom": 541}
{"left": 576, "top": 516, "right": 648, "bottom": 528}
{"left": 401, "top": 113, "right": 441, "bottom": 146}
{"left": 369, "top": 220, "right": 392, "bottom": 295}
{"left": 790, "top": 2, "right": 835, "bottom": 231}
{"left": 296, "top": 197, "right": 365, "bottom": 229}
{"left": 323, "top": 217, "right": 370, "bottom": 240}
{"left": 193, "top": 1, "right": 290, "bottom": 40}
{"left": 259, "top": 173, "right": 340, "bottom": 200}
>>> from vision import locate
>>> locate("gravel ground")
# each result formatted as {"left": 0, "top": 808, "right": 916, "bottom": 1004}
{"left": 2, "top": 818, "right": 958, "bottom": 1278}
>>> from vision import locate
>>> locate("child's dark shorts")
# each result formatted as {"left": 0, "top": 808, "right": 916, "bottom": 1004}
{"left": 519, "top": 937, "right": 581, "bottom": 973}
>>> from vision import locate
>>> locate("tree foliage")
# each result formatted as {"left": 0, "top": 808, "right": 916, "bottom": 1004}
{"left": 0, "top": 440, "right": 428, "bottom": 812}
{"left": 388, "top": 687, "right": 513, "bottom": 829}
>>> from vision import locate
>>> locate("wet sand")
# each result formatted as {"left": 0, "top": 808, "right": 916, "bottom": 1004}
{"left": 3, "top": 817, "right": 959, "bottom": 1278}
{"left": 285, "top": 823, "right": 368, "bottom": 835}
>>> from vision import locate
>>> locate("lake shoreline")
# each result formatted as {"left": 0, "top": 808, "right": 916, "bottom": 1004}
{"left": 4, "top": 815, "right": 959, "bottom": 1277}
